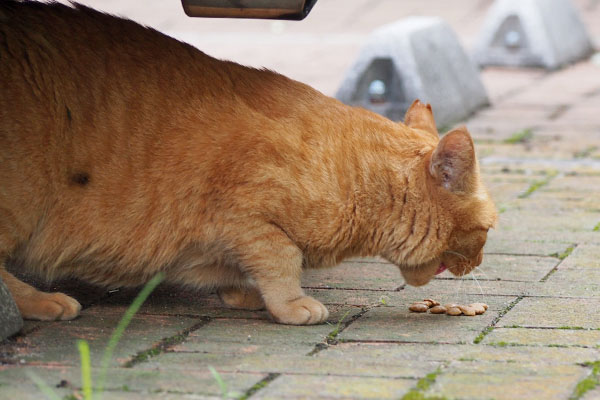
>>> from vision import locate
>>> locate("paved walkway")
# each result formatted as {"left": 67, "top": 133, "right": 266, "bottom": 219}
{"left": 2, "top": 1, "right": 600, "bottom": 399}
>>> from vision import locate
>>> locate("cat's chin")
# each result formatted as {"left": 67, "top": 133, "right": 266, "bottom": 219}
{"left": 399, "top": 260, "right": 444, "bottom": 287}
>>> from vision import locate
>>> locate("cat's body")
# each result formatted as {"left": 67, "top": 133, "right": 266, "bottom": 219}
{"left": 0, "top": 1, "right": 496, "bottom": 324}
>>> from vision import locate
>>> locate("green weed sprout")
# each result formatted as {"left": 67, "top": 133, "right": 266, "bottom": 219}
{"left": 209, "top": 366, "right": 242, "bottom": 399}
{"left": 29, "top": 272, "right": 165, "bottom": 400}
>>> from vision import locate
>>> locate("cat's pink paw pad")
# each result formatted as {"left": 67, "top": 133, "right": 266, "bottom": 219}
{"left": 270, "top": 296, "right": 329, "bottom": 325}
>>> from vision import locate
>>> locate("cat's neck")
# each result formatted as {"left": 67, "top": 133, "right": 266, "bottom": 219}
{"left": 344, "top": 116, "right": 450, "bottom": 263}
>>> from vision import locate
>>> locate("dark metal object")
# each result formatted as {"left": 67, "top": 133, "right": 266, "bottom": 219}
{"left": 0, "top": 276, "right": 23, "bottom": 341}
{"left": 181, "top": 0, "right": 318, "bottom": 20}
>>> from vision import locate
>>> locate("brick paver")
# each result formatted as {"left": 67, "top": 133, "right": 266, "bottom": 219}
{"left": 2, "top": 0, "right": 600, "bottom": 399}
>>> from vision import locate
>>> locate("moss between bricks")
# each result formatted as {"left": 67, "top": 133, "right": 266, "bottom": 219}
{"left": 574, "top": 145, "right": 598, "bottom": 159}
{"left": 324, "top": 307, "right": 369, "bottom": 345}
{"left": 238, "top": 373, "right": 280, "bottom": 400}
{"left": 123, "top": 333, "right": 185, "bottom": 367}
{"left": 502, "top": 325, "right": 599, "bottom": 331}
{"left": 402, "top": 392, "right": 448, "bottom": 400}
{"left": 593, "top": 222, "right": 600, "bottom": 232}
{"left": 539, "top": 244, "right": 576, "bottom": 282}
{"left": 488, "top": 341, "right": 511, "bottom": 347}
{"left": 401, "top": 368, "right": 448, "bottom": 400}
{"left": 416, "top": 370, "right": 439, "bottom": 391}
{"left": 570, "top": 361, "right": 600, "bottom": 399}
{"left": 473, "top": 326, "right": 494, "bottom": 344}
{"left": 306, "top": 308, "right": 369, "bottom": 356}
{"left": 123, "top": 319, "right": 209, "bottom": 368}
{"left": 489, "top": 341, "right": 585, "bottom": 349}
{"left": 504, "top": 128, "right": 533, "bottom": 144}
{"left": 473, "top": 296, "right": 524, "bottom": 344}
{"left": 550, "top": 245, "right": 575, "bottom": 261}
{"left": 327, "top": 310, "right": 352, "bottom": 342}
{"left": 518, "top": 170, "right": 558, "bottom": 199}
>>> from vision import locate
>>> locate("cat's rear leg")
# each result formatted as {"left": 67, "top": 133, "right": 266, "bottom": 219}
{"left": 234, "top": 223, "right": 328, "bottom": 325}
{"left": 218, "top": 286, "right": 265, "bottom": 310}
{"left": 0, "top": 263, "right": 81, "bottom": 321}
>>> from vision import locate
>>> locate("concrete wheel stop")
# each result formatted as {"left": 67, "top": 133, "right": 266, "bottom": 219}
{"left": 473, "top": 0, "right": 594, "bottom": 70}
{"left": 0, "top": 276, "right": 23, "bottom": 341}
{"left": 336, "top": 17, "right": 489, "bottom": 128}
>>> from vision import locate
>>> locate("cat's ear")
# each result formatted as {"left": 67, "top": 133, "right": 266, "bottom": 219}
{"left": 429, "top": 126, "right": 476, "bottom": 193}
{"left": 404, "top": 99, "right": 438, "bottom": 139}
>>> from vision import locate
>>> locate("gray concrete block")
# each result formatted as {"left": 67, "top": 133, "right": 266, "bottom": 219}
{"left": 0, "top": 276, "right": 23, "bottom": 341}
{"left": 474, "top": 0, "right": 594, "bottom": 70}
{"left": 336, "top": 17, "right": 489, "bottom": 128}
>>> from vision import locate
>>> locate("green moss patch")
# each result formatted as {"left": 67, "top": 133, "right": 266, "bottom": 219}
{"left": 518, "top": 171, "right": 558, "bottom": 199}
{"left": 570, "top": 361, "right": 600, "bottom": 399}
{"left": 504, "top": 128, "right": 533, "bottom": 144}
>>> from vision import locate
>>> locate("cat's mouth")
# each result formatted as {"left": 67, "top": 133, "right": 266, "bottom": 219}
{"left": 435, "top": 263, "right": 447, "bottom": 275}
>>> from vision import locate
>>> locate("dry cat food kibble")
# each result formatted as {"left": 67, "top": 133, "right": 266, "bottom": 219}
{"left": 423, "top": 298, "right": 440, "bottom": 307}
{"left": 429, "top": 305, "right": 447, "bottom": 314}
{"left": 458, "top": 305, "right": 476, "bottom": 316}
{"left": 408, "top": 302, "right": 430, "bottom": 313}
{"left": 446, "top": 306, "right": 462, "bottom": 316}
{"left": 409, "top": 299, "right": 488, "bottom": 316}
{"left": 470, "top": 303, "right": 488, "bottom": 315}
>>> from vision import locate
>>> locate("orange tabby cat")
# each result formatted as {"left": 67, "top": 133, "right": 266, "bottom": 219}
{"left": 0, "top": 1, "right": 496, "bottom": 325}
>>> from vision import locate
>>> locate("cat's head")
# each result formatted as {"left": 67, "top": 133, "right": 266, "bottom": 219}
{"left": 384, "top": 100, "right": 497, "bottom": 286}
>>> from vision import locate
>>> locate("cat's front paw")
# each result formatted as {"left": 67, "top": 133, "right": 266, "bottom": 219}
{"left": 19, "top": 292, "right": 81, "bottom": 321}
{"left": 268, "top": 296, "right": 329, "bottom": 325}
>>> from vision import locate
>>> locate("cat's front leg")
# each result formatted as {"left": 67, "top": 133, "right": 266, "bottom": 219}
{"left": 235, "top": 223, "right": 328, "bottom": 325}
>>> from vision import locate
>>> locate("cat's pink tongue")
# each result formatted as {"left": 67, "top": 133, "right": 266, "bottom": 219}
{"left": 435, "top": 263, "right": 447, "bottom": 275}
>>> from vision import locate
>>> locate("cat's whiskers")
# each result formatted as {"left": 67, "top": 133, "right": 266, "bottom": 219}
{"left": 461, "top": 264, "right": 471, "bottom": 304}
{"left": 453, "top": 264, "right": 467, "bottom": 303}
{"left": 473, "top": 265, "right": 492, "bottom": 281}
{"left": 472, "top": 266, "right": 493, "bottom": 301}
{"left": 470, "top": 270, "right": 485, "bottom": 299}
{"left": 444, "top": 250, "right": 488, "bottom": 303}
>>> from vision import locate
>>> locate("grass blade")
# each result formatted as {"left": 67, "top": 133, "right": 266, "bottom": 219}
{"left": 77, "top": 340, "right": 93, "bottom": 400}
{"left": 26, "top": 370, "right": 62, "bottom": 400}
{"left": 96, "top": 272, "right": 164, "bottom": 396}
{"left": 209, "top": 366, "right": 228, "bottom": 398}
